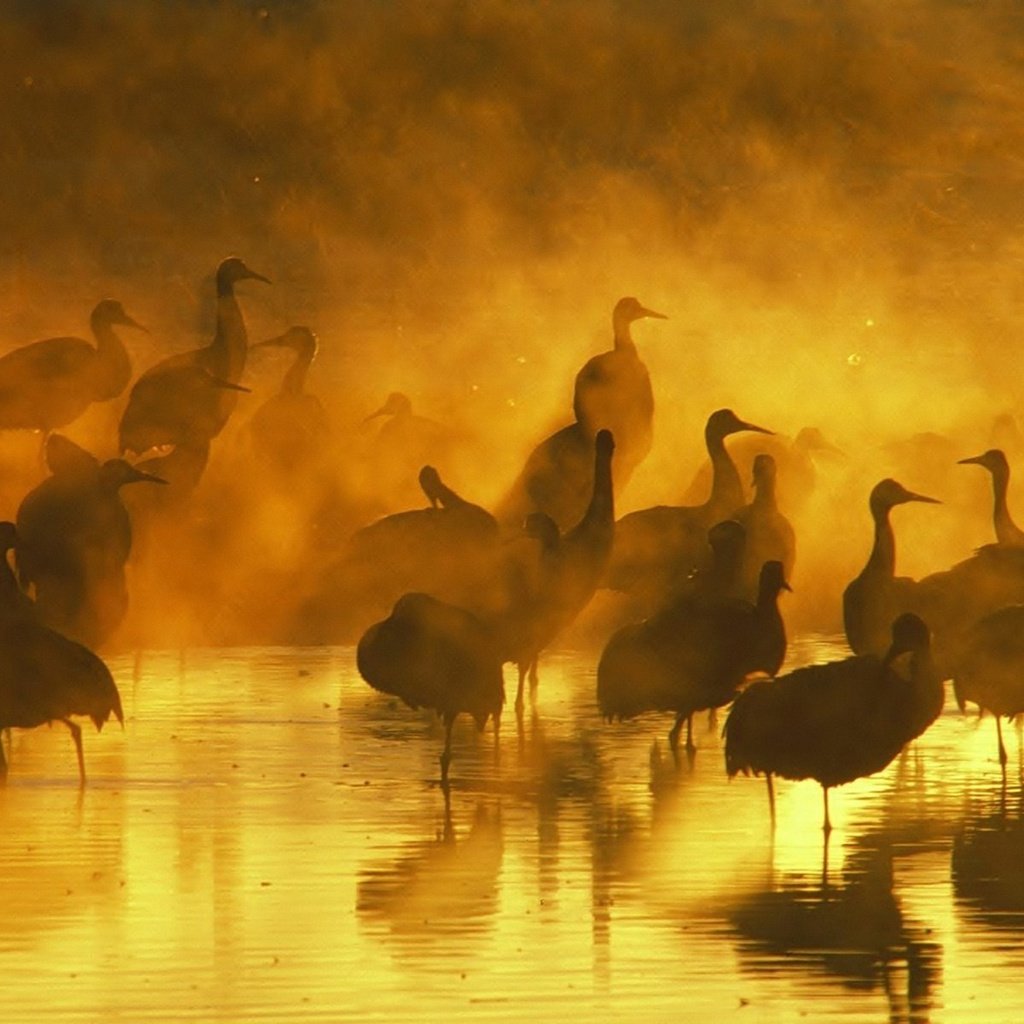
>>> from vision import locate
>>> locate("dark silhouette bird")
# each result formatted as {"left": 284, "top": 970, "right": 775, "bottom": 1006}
{"left": 573, "top": 297, "right": 665, "bottom": 474}
{"left": 119, "top": 257, "right": 268, "bottom": 456}
{"left": 725, "top": 612, "right": 943, "bottom": 832}
{"left": 842, "top": 479, "right": 940, "bottom": 657}
{"left": 494, "top": 430, "right": 616, "bottom": 709}
{"left": 958, "top": 448, "right": 1024, "bottom": 548}
{"left": 296, "top": 466, "right": 500, "bottom": 643}
{"left": 606, "top": 409, "right": 772, "bottom": 606}
{"left": 598, "top": 559, "right": 790, "bottom": 756}
{"left": 950, "top": 605, "right": 1024, "bottom": 772}
{"left": 495, "top": 299, "right": 665, "bottom": 531}
{"left": 15, "top": 436, "right": 166, "bottom": 647}
{"left": 682, "top": 425, "right": 844, "bottom": 517}
{"left": 248, "top": 326, "right": 329, "bottom": 478}
{"left": 357, "top": 591, "right": 504, "bottom": 786}
{"left": 0, "top": 521, "right": 123, "bottom": 783}
{"left": 118, "top": 367, "right": 251, "bottom": 455}
{"left": 494, "top": 422, "right": 594, "bottom": 532}
{"left": 0, "top": 299, "right": 144, "bottom": 439}
{"left": 360, "top": 391, "right": 457, "bottom": 514}
{"left": 732, "top": 453, "right": 796, "bottom": 600}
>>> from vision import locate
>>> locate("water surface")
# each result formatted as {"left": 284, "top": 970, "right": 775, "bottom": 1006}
{"left": 1, "top": 638, "right": 1022, "bottom": 1022}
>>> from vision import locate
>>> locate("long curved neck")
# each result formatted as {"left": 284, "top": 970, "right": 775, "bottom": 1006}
{"left": 571, "top": 445, "right": 614, "bottom": 539}
{"left": 281, "top": 349, "right": 313, "bottom": 395}
{"left": 89, "top": 315, "right": 132, "bottom": 398}
{"left": 867, "top": 500, "right": 896, "bottom": 575}
{"left": 989, "top": 465, "right": 1022, "bottom": 544}
{"left": 209, "top": 276, "right": 249, "bottom": 383}
{"left": 612, "top": 312, "right": 636, "bottom": 353}
{"left": 753, "top": 471, "right": 777, "bottom": 510}
{"left": 707, "top": 428, "right": 743, "bottom": 513}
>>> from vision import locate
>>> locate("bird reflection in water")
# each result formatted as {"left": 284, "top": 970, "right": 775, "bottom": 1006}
{"left": 728, "top": 845, "right": 941, "bottom": 1023}
{"left": 953, "top": 786, "right": 1024, "bottom": 931}
{"left": 356, "top": 800, "right": 503, "bottom": 961}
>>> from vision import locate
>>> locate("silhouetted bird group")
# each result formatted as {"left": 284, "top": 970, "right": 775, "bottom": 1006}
{"left": 3, "top": 264, "right": 1024, "bottom": 818}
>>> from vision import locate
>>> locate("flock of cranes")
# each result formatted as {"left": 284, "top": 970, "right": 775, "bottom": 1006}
{"left": 0, "top": 257, "right": 1021, "bottom": 831}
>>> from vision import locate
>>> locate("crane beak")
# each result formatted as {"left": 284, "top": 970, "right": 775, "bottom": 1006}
{"left": 958, "top": 454, "right": 985, "bottom": 467}
{"left": 739, "top": 420, "right": 773, "bottom": 436}
{"left": 905, "top": 490, "right": 941, "bottom": 504}
{"left": 639, "top": 305, "right": 668, "bottom": 320}
{"left": 363, "top": 406, "right": 388, "bottom": 423}
{"left": 209, "top": 376, "right": 251, "bottom": 393}
{"left": 244, "top": 269, "right": 272, "bottom": 285}
{"left": 251, "top": 334, "right": 289, "bottom": 350}
{"left": 127, "top": 467, "right": 169, "bottom": 485}
{"left": 120, "top": 314, "right": 149, "bottom": 334}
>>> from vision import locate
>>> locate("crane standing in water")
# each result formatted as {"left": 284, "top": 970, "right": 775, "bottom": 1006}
{"left": 958, "top": 448, "right": 1024, "bottom": 548}
{"left": 724, "top": 612, "right": 943, "bottom": 832}
{"left": 357, "top": 591, "right": 504, "bottom": 788}
{"left": 497, "top": 298, "right": 665, "bottom": 531}
{"left": 15, "top": 437, "right": 166, "bottom": 648}
{"left": 0, "top": 299, "right": 145, "bottom": 444}
{"left": 598, "top": 559, "right": 790, "bottom": 757}
{"left": 119, "top": 257, "right": 269, "bottom": 457}
{"left": 951, "top": 605, "right": 1024, "bottom": 775}
{"left": 248, "top": 326, "right": 329, "bottom": 480}
{"left": 0, "top": 521, "right": 123, "bottom": 784}
{"left": 842, "top": 479, "right": 940, "bottom": 657}
{"left": 607, "top": 409, "right": 773, "bottom": 608}
{"left": 733, "top": 453, "right": 797, "bottom": 600}
{"left": 496, "top": 430, "right": 616, "bottom": 710}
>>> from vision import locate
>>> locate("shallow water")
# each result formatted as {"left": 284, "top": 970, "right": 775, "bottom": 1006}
{"left": 1, "top": 637, "right": 1023, "bottom": 1022}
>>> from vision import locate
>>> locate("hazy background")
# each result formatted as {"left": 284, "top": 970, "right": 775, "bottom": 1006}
{"left": 1, "top": 0, "right": 1023, "bottom": 640}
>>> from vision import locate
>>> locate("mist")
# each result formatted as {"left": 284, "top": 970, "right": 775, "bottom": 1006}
{"left": 0, "top": 0, "right": 1022, "bottom": 643}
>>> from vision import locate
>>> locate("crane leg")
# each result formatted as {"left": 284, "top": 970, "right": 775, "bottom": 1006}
{"left": 668, "top": 714, "right": 684, "bottom": 755}
{"left": 685, "top": 714, "right": 696, "bottom": 754}
{"left": 766, "top": 773, "right": 776, "bottom": 827}
{"left": 997, "top": 716, "right": 1008, "bottom": 768}
{"left": 514, "top": 664, "right": 527, "bottom": 713}
{"left": 0, "top": 733, "right": 7, "bottom": 780}
{"left": 822, "top": 786, "right": 832, "bottom": 835}
{"left": 440, "top": 717, "right": 454, "bottom": 788}
{"left": 528, "top": 658, "right": 539, "bottom": 693}
{"left": 62, "top": 718, "right": 85, "bottom": 786}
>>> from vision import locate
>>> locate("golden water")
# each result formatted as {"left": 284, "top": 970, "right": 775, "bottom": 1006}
{"left": 1, "top": 638, "right": 1022, "bottom": 1022}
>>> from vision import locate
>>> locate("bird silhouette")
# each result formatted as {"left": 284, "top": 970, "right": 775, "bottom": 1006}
{"left": 493, "top": 430, "right": 616, "bottom": 710}
{"left": 573, "top": 297, "right": 665, "bottom": 473}
{"left": 606, "top": 409, "right": 772, "bottom": 607}
{"left": 598, "top": 559, "right": 789, "bottom": 756}
{"left": 682, "top": 425, "right": 844, "bottom": 517}
{"left": 15, "top": 436, "right": 166, "bottom": 647}
{"left": 0, "top": 299, "right": 145, "bottom": 441}
{"left": 732, "top": 453, "right": 796, "bottom": 600}
{"left": 842, "top": 479, "right": 940, "bottom": 657}
{"left": 248, "top": 326, "right": 330, "bottom": 478}
{"left": 950, "top": 605, "right": 1024, "bottom": 772}
{"left": 356, "top": 591, "right": 504, "bottom": 786}
{"left": 297, "top": 466, "right": 499, "bottom": 643}
{"left": 494, "top": 422, "right": 595, "bottom": 532}
{"left": 495, "top": 299, "right": 665, "bottom": 531}
{"left": 958, "top": 448, "right": 1024, "bottom": 548}
{"left": 119, "top": 257, "right": 268, "bottom": 456}
{"left": 724, "top": 612, "right": 943, "bottom": 832}
{"left": 0, "top": 521, "right": 122, "bottom": 784}
{"left": 360, "top": 392, "right": 457, "bottom": 514}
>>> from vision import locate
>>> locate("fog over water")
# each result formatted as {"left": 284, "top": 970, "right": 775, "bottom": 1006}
{"left": 0, "top": 0, "right": 1022, "bottom": 642}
